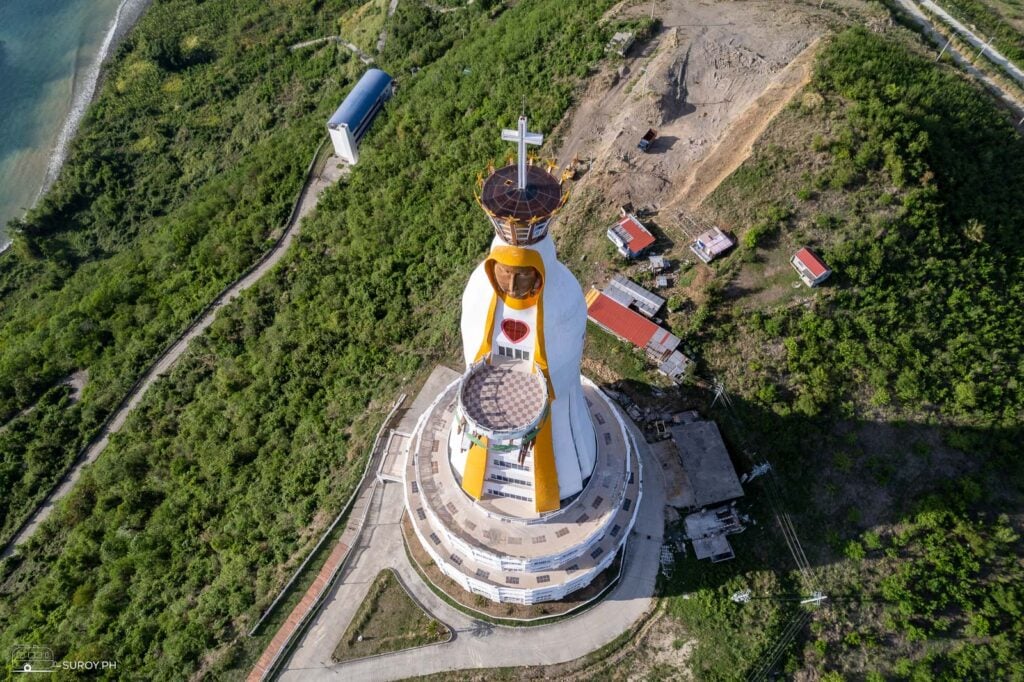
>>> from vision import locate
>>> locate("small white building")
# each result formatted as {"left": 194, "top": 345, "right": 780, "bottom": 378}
{"left": 689, "top": 226, "right": 734, "bottom": 263}
{"left": 605, "top": 31, "right": 635, "bottom": 57}
{"left": 791, "top": 247, "right": 831, "bottom": 287}
{"left": 607, "top": 213, "right": 656, "bottom": 259}
{"left": 327, "top": 68, "right": 393, "bottom": 164}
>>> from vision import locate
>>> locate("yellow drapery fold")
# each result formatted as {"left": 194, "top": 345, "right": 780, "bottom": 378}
{"left": 461, "top": 435, "right": 489, "bottom": 499}
{"left": 532, "top": 415, "right": 560, "bottom": 513}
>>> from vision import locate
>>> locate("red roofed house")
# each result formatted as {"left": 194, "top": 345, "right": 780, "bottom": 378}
{"left": 586, "top": 288, "right": 692, "bottom": 381}
{"left": 791, "top": 247, "right": 831, "bottom": 287}
{"left": 607, "top": 213, "right": 656, "bottom": 259}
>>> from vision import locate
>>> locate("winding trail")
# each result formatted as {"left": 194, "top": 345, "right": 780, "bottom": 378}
{"left": 289, "top": 36, "right": 375, "bottom": 65}
{"left": 0, "top": 150, "right": 346, "bottom": 561}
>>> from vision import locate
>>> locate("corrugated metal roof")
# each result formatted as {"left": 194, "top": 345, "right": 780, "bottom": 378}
{"left": 614, "top": 215, "right": 655, "bottom": 254}
{"left": 606, "top": 274, "right": 664, "bottom": 318}
{"left": 586, "top": 291, "right": 659, "bottom": 347}
{"left": 793, "top": 247, "right": 829, "bottom": 278}
{"left": 328, "top": 68, "right": 392, "bottom": 131}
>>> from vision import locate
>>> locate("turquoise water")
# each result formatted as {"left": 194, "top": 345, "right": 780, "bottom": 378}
{"left": 0, "top": 0, "right": 123, "bottom": 247}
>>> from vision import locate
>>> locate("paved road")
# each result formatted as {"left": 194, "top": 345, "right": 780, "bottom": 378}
{"left": 919, "top": 0, "right": 1024, "bottom": 89}
{"left": 375, "top": 0, "right": 400, "bottom": 53}
{"left": 892, "top": 0, "right": 1024, "bottom": 115}
{"left": 280, "top": 421, "right": 665, "bottom": 681}
{"left": 1, "top": 155, "right": 347, "bottom": 560}
{"left": 290, "top": 35, "right": 374, "bottom": 65}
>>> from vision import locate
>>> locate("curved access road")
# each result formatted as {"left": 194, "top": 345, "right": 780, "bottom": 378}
{"left": 1, "top": 152, "right": 346, "bottom": 560}
{"left": 918, "top": 0, "right": 1024, "bottom": 89}
{"left": 279, "top": 420, "right": 666, "bottom": 681}
{"left": 891, "top": 0, "right": 1024, "bottom": 116}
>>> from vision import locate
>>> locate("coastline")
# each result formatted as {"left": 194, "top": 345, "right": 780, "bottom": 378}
{"left": 0, "top": 0, "right": 152, "bottom": 255}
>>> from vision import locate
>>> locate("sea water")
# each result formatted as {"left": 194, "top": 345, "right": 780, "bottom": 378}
{"left": 0, "top": 0, "right": 129, "bottom": 249}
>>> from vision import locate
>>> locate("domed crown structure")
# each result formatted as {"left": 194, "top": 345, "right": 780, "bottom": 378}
{"left": 477, "top": 115, "right": 568, "bottom": 246}
{"left": 450, "top": 116, "right": 596, "bottom": 515}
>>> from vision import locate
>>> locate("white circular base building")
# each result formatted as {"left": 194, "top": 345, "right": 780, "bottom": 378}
{"left": 404, "top": 375, "right": 641, "bottom": 604}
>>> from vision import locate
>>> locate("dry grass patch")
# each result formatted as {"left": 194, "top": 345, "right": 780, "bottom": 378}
{"left": 332, "top": 569, "right": 449, "bottom": 662}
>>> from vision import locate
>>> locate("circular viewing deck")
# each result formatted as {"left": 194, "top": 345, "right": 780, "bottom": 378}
{"left": 458, "top": 362, "right": 547, "bottom": 437}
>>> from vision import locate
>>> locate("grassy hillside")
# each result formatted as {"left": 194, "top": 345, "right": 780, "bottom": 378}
{"left": 442, "top": 20, "right": 1024, "bottom": 681}
{"left": 0, "top": 0, "right": 620, "bottom": 678}
{"left": 0, "top": 0, "right": 363, "bottom": 546}
{"left": 620, "top": 26, "right": 1024, "bottom": 680}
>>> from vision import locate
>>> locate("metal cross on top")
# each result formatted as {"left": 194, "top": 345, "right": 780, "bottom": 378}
{"left": 500, "top": 115, "right": 543, "bottom": 190}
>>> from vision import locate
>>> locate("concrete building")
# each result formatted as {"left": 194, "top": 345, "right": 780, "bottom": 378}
{"left": 791, "top": 247, "right": 831, "bottom": 287}
{"left": 327, "top": 68, "right": 393, "bottom": 164}
{"left": 607, "top": 213, "right": 656, "bottom": 259}
{"left": 685, "top": 506, "right": 744, "bottom": 562}
{"left": 605, "top": 274, "right": 665, "bottom": 318}
{"left": 689, "top": 226, "right": 734, "bottom": 263}
{"left": 670, "top": 420, "right": 744, "bottom": 509}
{"left": 405, "top": 116, "right": 641, "bottom": 604}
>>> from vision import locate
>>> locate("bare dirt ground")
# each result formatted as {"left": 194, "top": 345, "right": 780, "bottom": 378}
{"left": 551, "top": 0, "right": 827, "bottom": 223}
{"left": 548, "top": 0, "right": 832, "bottom": 296}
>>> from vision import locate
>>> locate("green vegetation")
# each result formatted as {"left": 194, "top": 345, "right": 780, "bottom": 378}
{"left": 711, "top": 26, "right": 1024, "bottom": 425}
{"left": 564, "top": 23, "right": 1024, "bottom": 681}
{"left": 668, "top": 26, "right": 1024, "bottom": 679}
{"left": 0, "top": 0, "right": 619, "bottom": 678}
{"left": 333, "top": 570, "right": 448, "bottom": 662}
{"left": 939, "top": 0, "right": 1024, "bottom": 65}
{"left": 864, "top": 506, "right": 1024, "bottom": 679}
{"left": 0, "top": 0, "right": 358, "bottom": 547}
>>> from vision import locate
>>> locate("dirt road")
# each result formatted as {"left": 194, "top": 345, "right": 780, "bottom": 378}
{"left": 891, "top": 0, "right": 1024, "bottom": 116}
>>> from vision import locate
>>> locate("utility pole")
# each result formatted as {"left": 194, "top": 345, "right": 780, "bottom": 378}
{"left": 936, "top": 36, "right": 951, "bottom": 61}
{"left": 800, "top": 591, "right": 829, "bottom": 606}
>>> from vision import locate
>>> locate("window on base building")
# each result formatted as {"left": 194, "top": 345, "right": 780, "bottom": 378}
{"left": 497, "top": 345, "right": 530, "bottom": 361}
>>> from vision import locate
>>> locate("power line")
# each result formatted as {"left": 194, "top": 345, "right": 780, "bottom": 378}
{"left": 746, "top": 609, "right": 812, "bottom": 682}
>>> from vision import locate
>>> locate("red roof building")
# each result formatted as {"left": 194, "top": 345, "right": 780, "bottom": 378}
{"left": 791, "top": 247, "right": 831, "bottom": 287}
{"left": 585, "top": 290, "right": 679, "bottom": 358}
{"left": 607, "top": 214, "right": 656, "bottom": 259}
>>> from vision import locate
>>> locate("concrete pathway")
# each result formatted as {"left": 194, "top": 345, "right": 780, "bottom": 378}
{"left": 280, "top": 420, "right": 665, "bottom": 681}
{"left": 891, "top": 0, "right": 1024, "bottom": 116}
{"left": 919, "top": 0, "right": 1024, "bottom": 89}
{"left": 290, "top": 35, "right": 375, "bottom": 65}
{"left": 375, "top": 0, "right": 400, "bottom": 53}
{"left": 1, "top": 153, "right": 347, "bottom": 560}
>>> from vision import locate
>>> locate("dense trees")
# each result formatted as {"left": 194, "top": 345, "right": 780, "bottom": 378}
{"left": 0, "top": 0, "right": 360, "bottom": 546}
{"left": 0, "top": 0, "right": 617, "bottom": 677}
{"left": 725, "top": 27, "right": 1024, "bottom": 424}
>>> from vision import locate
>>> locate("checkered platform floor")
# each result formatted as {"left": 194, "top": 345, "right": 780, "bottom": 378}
{"left": 462, "top": 364, "right": 546, "bottom": 431}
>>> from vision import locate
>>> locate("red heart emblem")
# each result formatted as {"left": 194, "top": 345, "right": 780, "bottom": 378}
{"left": 501, "top": 319, "right": 530, "bottom": 343}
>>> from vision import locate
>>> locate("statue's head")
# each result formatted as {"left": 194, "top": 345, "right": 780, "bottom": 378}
{"left": 491, "top": 262, "right": 542, "bottom": 299}
{"left": 484, "top": 245, "right": 545, "bottom": 307}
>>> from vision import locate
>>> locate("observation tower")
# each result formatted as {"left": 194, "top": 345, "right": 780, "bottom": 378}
{"left": 404, "top": 116, "right": 642, "bottom": 604}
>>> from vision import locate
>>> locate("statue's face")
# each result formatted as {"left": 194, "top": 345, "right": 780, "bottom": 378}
{"left": 492, "top": 262, "right": 541, "bottom": 299}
